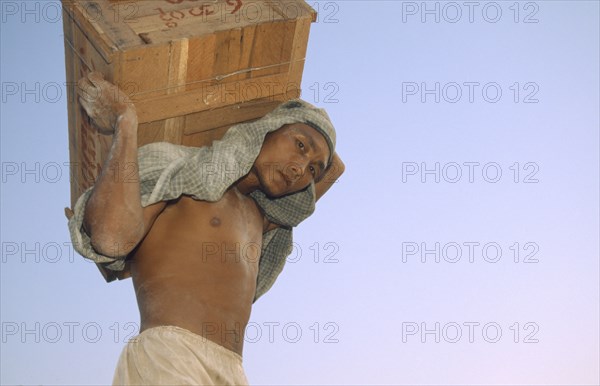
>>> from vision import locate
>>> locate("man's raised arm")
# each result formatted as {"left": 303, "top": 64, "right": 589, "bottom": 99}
{"left": 78, "top": 72, "right": 165, "bottom": 257}
{"left": 315, "top": 152, "right": 345, "bottom": 202}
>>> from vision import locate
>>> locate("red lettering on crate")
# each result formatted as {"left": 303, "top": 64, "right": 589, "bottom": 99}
{"left": 157, "top": 0, "right": 244, "bottom": 28}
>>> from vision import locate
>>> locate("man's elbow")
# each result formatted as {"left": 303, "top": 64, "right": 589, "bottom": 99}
{"left": 325, "top": 152, "right": 345, "bottom": 181}
{"left": 88, "top": 226, "right": 143, "bottom": 258}
{"left": 335, "top": 156, "right": 346, "bottom": 177}
{"left": 90, "top": 234, "right": 138, "bottom": 258}
{"left": 83, "top": 209, "right": 145, "bottom": 257}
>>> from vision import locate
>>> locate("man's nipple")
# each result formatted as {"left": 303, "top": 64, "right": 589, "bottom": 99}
{"left": 210, "top": 217, "right": 221, "bottom": 227}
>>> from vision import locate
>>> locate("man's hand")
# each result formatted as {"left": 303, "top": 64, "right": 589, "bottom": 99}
{"left": 77, "top": 72, "right": 136, "bottom": 134}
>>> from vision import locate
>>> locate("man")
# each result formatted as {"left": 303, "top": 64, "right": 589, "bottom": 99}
{"left": 67, "top": 72, "right": 344, "bottom": 385}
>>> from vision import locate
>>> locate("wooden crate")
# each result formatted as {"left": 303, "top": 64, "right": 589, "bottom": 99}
{"left": 62, "top": 0, "right": 316, "bottom": 208}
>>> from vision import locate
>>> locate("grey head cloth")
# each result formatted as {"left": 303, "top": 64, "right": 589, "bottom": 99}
{"left": 67, "top": 98, "right": 337, "bottom": 301}
{"left": 277, "top": 99, "right": 337, "bottom": 165}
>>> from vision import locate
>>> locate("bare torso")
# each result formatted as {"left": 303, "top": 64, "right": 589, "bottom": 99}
{"left": 129, "top": 189, "right": 265, "bottom": 356}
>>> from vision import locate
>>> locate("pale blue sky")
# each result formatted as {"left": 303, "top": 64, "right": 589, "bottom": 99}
{"left": 1, "top": 1, "right": 599, "bottom": 385}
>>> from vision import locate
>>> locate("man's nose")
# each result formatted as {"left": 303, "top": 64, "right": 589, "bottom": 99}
{"left": 288, "top": 162, "right": 306, "bottom": 179}
{"left": 289, "top": 163, "right": 301, "bottom": 178}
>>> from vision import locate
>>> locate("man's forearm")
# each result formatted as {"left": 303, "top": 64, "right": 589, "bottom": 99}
{"left": 83, "top": 111, "right": 145, "bottom": 257}
{"left": 314, "top": 152, "right": 345, "bottom": 202}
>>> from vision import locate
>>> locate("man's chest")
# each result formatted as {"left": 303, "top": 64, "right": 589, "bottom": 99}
{"left": 134, "top": 191, "right": 265, "bottom": 266}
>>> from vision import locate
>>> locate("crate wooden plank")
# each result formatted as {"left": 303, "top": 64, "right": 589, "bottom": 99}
{"left": 167, "top": 38, "right": 189, "bottom": 94}
{"left": 66, "top": 7, "right": 116, "bottom": 207}
{"left": 181, "top": 125, "right": 232, "bottom": 148}
{"left": 136, "top": 117, "right": 184, "bottom": 147}
{"left": 136, "top": 95, "right": 287, "bottom": 150}
{"left": 185, "top": 33, "right": 218, "bottom": 92}
{"left": 90, "top": 1, "right": 144, "bottom": 49}
{"left": 137, "top": 120, "right": 169, "bottom": 147}
{"left": 162, "top": 116, "right": 186, "bottom": 144}
{"left": 119, "top": 45, "right": 171, "bottom": 100}
{"left": 112, "top": 0, "right": 243, "bottom": 20}
{"left": 134, "top": 72, "right": 289, "bottom": 122}
{"left": 287, "top": 14, "right": 312, "bottom": 90}
{"left": 266, "top": 0, "right": 317, "bottom": 21}
{"left": 248, "top": 20, "right": 295, "bottom": 78}
{"left": 214, "top": 28, "right": 245, "bottom": 83}
{"left": 63, "top": 6, "right": 79, "bottom": 208}
{"left": 65, "top": 2, "right": 114, "bottom": 63}
{"left": 123, "top": 0, "right": 288, "bottom": 44}
{"left": 183, "top": 95, "right": 288, "bottom": 135}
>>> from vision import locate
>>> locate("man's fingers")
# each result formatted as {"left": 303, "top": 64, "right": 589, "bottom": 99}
{"left": 87, "top": 71, "right": 105, "bottom": 83}
{"left": 78, "top": 96, "right": 93, "bottom": 117}
{"left": 77, "top": 77, "right": 99, "bottom": 101}
{"left": 76, "top": 77, "right": 89, "bottom": 93}
{"left": 87, "top": 73, "right": 105, "bottom": 90}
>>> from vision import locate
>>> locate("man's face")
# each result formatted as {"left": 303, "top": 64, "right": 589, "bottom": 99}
{"left": 253, "top": 123, "right": 330, "bottom": 197}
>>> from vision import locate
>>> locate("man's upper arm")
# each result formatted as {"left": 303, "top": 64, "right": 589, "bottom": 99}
{"left": 141, "top": 201, "right": 168, "bottom": 237}
{"left": 315, "top": 152, "right": 345, "bottom": 202}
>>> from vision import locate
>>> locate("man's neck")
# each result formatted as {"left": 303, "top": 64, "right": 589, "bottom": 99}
{"left": 234, "top": 170, "right": 260, "bottom": 195}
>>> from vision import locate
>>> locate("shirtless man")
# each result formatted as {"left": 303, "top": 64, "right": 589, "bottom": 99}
{"left": 70, "top": 72, "right": 344, "bottom": 384}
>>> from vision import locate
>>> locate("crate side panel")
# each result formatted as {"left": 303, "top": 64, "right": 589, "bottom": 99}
{"left": 248, "top": 20, "right": 294, "bottom": 78}
{"left": 120, "top": 45, "right": 171, "bottom": 100}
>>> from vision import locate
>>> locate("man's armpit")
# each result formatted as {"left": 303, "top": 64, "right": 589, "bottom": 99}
{"left": 142, "top": 201, "right": 168, "bottom": 234}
